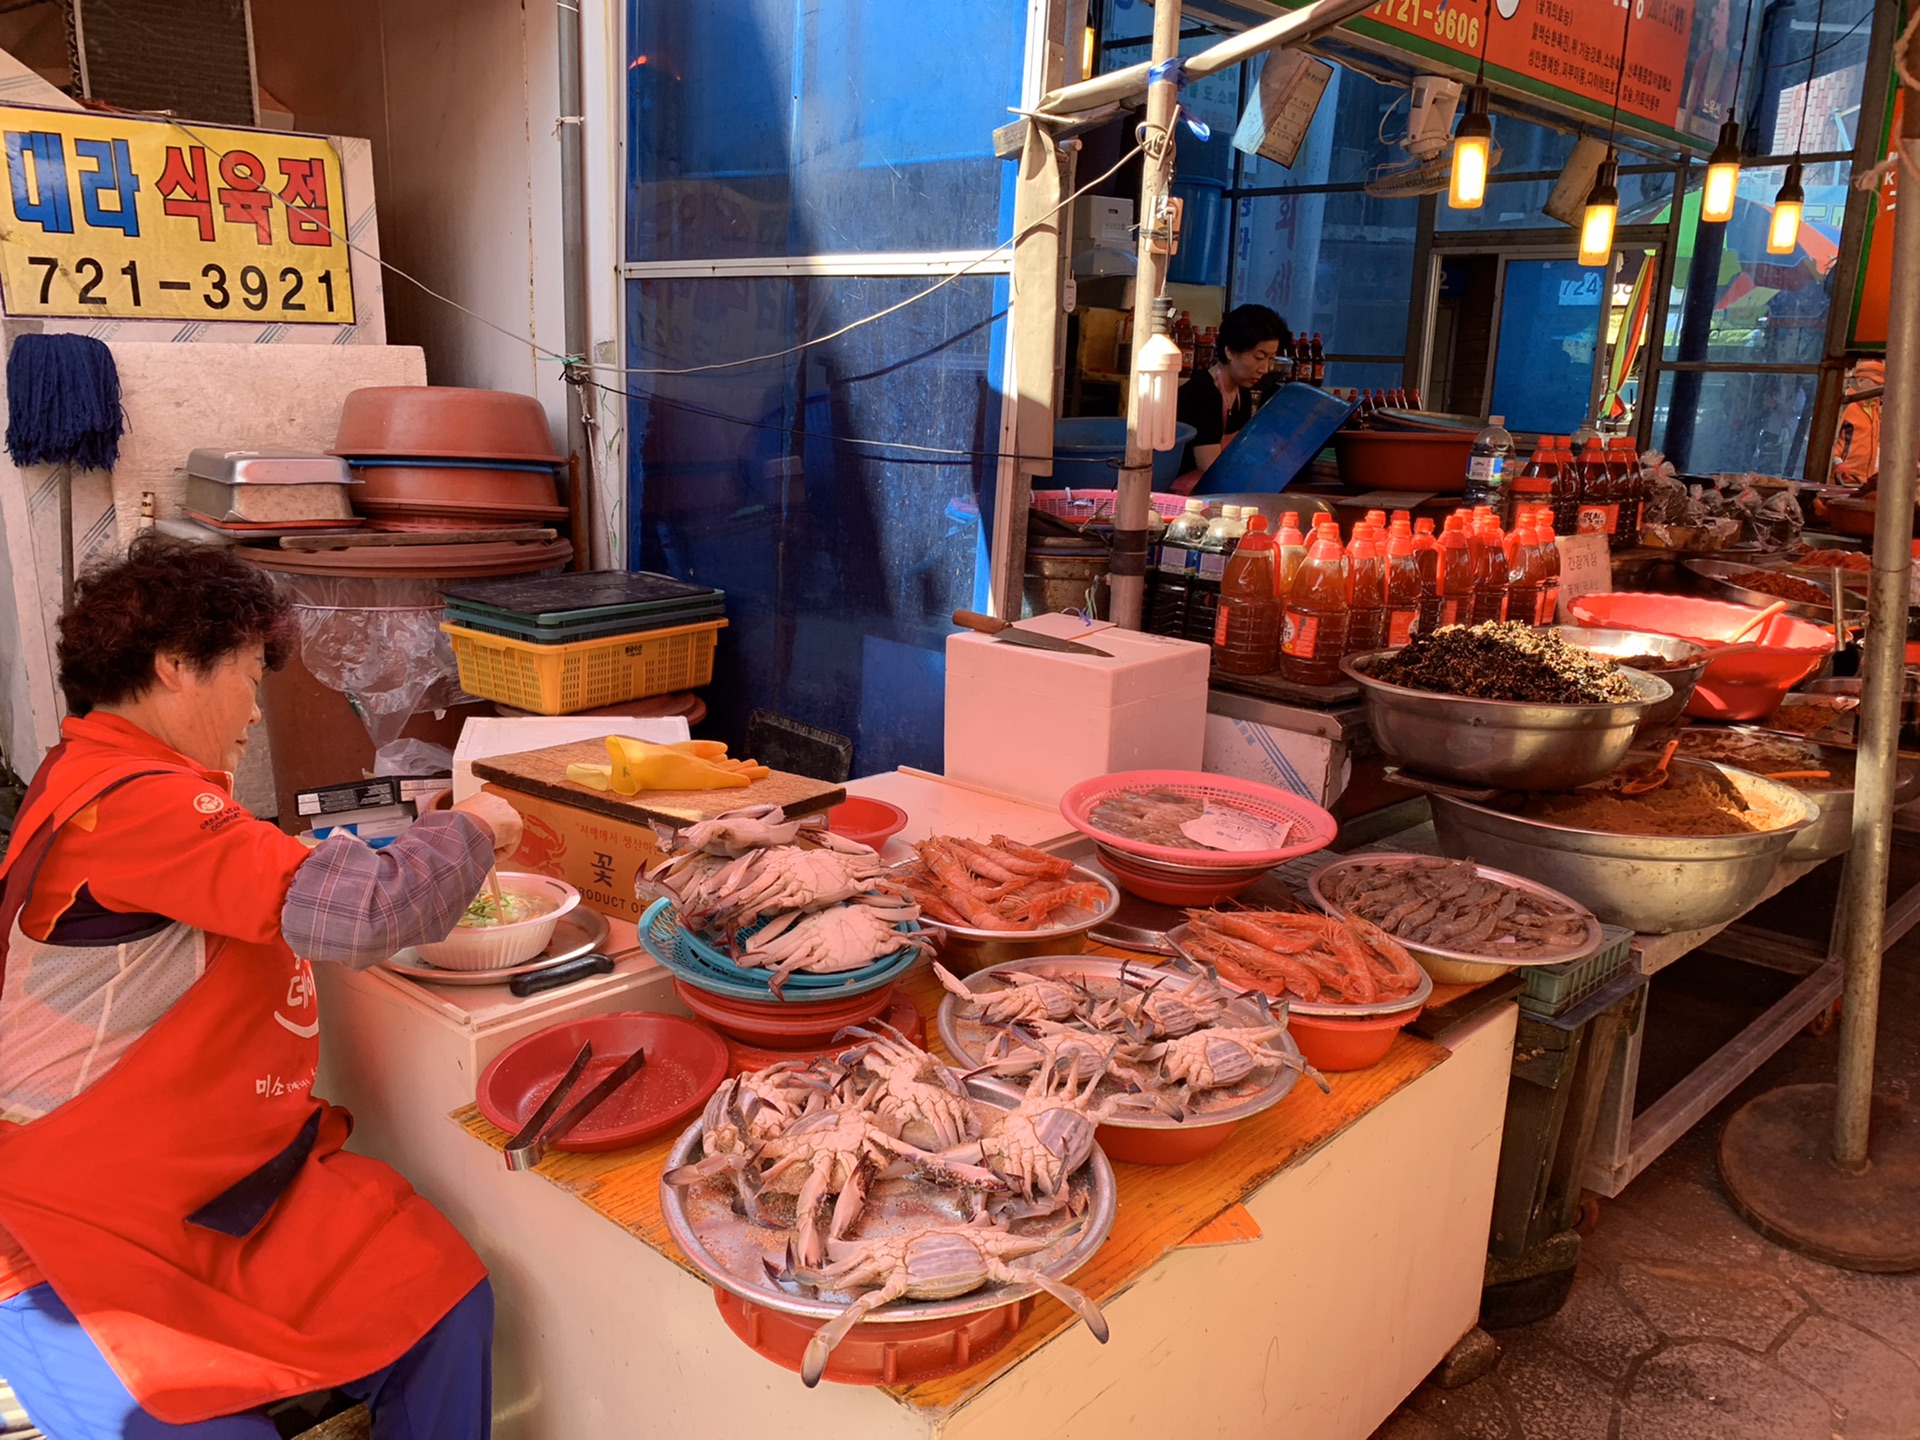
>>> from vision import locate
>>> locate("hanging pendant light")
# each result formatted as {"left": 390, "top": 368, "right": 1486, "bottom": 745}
{"left": 1134, "top": 298, "right": 1184, "bottom": 453}
{"left": 1579, "top": 0, "right": 1632, "bottom": 267}
{"left": 1449, "top": 85, "right": 1493, "bottom": 209}
{"left": 1701, "top": 0, "right": 1757, "bottom": 226}
{"left": 1767, "top": 0, "right": 1825, "bottom": 256}
{"left": 1702, "top": 118, "right": 1743, "bottom": 223}
{"left": 1448, "top": 5, "right": 1498, "bottom": 211}
{"left": 1579, "top": 152, "right": 1621, "bottom": 266}
{"left": 1767, "top": 160, "right": 1806, "bottom": 254}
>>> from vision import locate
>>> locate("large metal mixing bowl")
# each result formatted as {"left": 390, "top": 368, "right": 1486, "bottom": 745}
{"left": 1664, "top": 732, "right": 1920, "bottom": 863}
{"left": 1342, "top": 650, "right": 1672, "bottom": 791}
{"left": 1547, "top": 626, "right": 1709, "bottom": 731}
{"left": 1426, "top": 760, "right": 1814, "bottom": 934}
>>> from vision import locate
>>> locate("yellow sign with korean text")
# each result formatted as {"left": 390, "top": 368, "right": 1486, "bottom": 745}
{"left": 0, "top": 106, "right": 355, "bottom": 324}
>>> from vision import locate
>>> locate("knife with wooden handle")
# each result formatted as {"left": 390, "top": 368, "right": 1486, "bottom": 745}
{"left": 951, "top": 610, "right": 1110, "bottom": 656}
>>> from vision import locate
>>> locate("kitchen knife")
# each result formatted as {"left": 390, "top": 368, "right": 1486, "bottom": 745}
{"left": 951, "top": 610, "right": 1110, "bottom": 657}
{"left": 504, "top": 1040, "right": 593, "bottom": 1172}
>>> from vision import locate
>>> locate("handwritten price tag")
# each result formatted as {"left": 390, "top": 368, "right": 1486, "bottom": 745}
{"left": 1554, "top": 532, "right": 1612, "bottom": 621}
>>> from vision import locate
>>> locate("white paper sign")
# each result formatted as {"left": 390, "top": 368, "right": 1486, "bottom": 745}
{"left": 1554, "top": 532, "right": 1614, "bottom": 620}
{"left": 1232, "top": 52, "right": 1335, "bottom": 169}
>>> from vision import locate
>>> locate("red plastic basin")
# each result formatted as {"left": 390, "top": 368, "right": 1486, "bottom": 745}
{"left": 1568, "top": 592, "right": 1832, "bottom": 722}
{"left": 715, "top": 1287, "right": 1029, "bottom": 1386}
{"left": 1095, "top": 1118, "right": 1237, "bottom": 1165}
{"left": 671, "top": 976, "right": 899, "bottom": 1048}
{"left": 826, "top": 796, "right": 909, "bottom": 852}
{"left": 1288, "top": 1009, "right": 1419, "bottom": 1072}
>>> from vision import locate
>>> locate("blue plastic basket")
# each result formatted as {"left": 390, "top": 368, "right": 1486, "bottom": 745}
{"left": 638, "top": 897, "right": 921, "bottom": 1002}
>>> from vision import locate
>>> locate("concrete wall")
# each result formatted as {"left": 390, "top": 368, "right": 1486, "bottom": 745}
{"left": 251, "top": 0, "right": 628, "bottom": 566}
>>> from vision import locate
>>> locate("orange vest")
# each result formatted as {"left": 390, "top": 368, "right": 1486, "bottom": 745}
{"left": 0, "top": 727, "right": 485, "bottom": 1423}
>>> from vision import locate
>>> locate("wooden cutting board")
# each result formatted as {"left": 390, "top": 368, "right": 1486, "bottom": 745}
{"left": 471, "top": 738, "right": 845, "bottom": 827}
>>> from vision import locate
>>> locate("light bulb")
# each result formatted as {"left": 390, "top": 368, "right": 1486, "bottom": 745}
{"left": 1767, "top": 162, "right": 1805, "bottom": 255}
{"left": 1449, "top": 86, "right": 1493, "bottom": 210}
{"left": 1578, "top": 155, "right": 1620, "bottom": 267}
{"left": 1082, "top": 24, "right": 1096, "bottom": 79}
{"left": 1702, "top": 118, "right": 1741, "bottom": 224}
{"left": 1134, "top": 332, "right": 1184, "bottom": 452}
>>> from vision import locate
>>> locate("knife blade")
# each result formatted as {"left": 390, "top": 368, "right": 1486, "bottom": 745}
{"left": 532, "top": 1046, "right": 650, "bottom": 1162}
{"left": 951, "top": 610, "right": 1110, "bottom": 657}
{"left": 504, "top": 1040, "right": 593, "bottom": 1172}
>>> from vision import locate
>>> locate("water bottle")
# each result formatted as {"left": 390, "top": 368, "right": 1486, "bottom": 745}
{"left": 1463, "top": 414, "right": 1515, "bottom": 513}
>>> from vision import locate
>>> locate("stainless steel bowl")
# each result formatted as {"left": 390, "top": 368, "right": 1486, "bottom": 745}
{"left": 1342, "top": 650, "right": 1672, "bottom": 791}
{"left": 935, "top": 955, "right": 1303, "bottom": 1130}
{"left": 1426, "top": 760, "right": 1815, "bottom": 934}
{"left": 1547, "top": 626, "right": 1709, "bottom": 731}
{"left": 1663, "top": 731, "right": 1920, "bottom": 862}
{"left": 925, "top": 864, "right": 1122, "bottom": 977}
{"left": 1683, "top": 557, "right": 1839, "bottom": 623}
{"left": 660, "top": 1074, "right": 1116, "bottom": 1325}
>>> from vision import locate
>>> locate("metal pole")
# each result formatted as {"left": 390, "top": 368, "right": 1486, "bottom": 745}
{"left": 1832, "top": 26, "right": 1920, "bottom": 1172}
{"left": 557, "top": 0, "right": 599, "bottom": 569}
{"left": 1111, "top": 0, "right": 1182, "bottom": 631}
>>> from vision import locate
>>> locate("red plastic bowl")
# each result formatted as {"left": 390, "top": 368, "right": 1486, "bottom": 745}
{"left": 334, "top": 386, "right": 563, "bottom": 462}
{"left": 826, "top": 796, "right": 908, "bottom": 851}
{"left": 719, "top": 999, "right": 926, "bottom": 1077}
{"left": 1093, "top": 844, "right": 1271, "bottom": 907}
{"left": 1095, "top": 1118, "right": 1237, "bottom": 1165}
{"left": 475, "top": 1012, "right": 728, "bottom": 1153}
{"left": 1330, "top": 430, "right": 1473, "bottom": 493}
{"left": 347, "top": 461, "right": 560, "bottom": 512}
{"left": 1568, "top": 592, "right": 1832, "bottom": 722}
{"left": 1288, "top": 1009, "right": 1419, "bottom": 1072}
{"left": 714, "top": 1287, "right": 1029, "bottom": 1386}
{"left": 671, "top": 976, "right": 899, "bottom": 1047}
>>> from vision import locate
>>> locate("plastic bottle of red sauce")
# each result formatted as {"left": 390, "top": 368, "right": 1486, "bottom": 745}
{"left": 1412, "top": 516, "right": 1441, "bottom": 634}
{"left": 1535, "top": 509, "right": 1563, "bottom": 625}
{"left": 1386, "top": 517, "right": 1421, "bottom": 647}
{"left": 1470, "top": 513, "right": 1509, "bottom": 623}
{"left": 1346, "top": 523, "right": 1388, "bottom": 654}
{"left": 1282, "top": 523, "right": 1352, "bottom": 685}
{"left": 1546, "top": 438, "right": 1578, "bottom": 536}
{"left": 1365, "top": 508, "right": 1388, "bottom": 531}
{"left": 1609, "top": 437, "right": 1643, "bottom": 548}
{"left": 1507, "top": 507, "right": 1543, "bottom": 628}
{"left": 1435, "top": 514, "right": 1474, "bottom": 628}
{"left": 1214, "top": 515, "right": 1282, "bottom": 674}
{"left": 1575, "top": 436, "right": 1613, "bottom": 538}
{"left": 1274, "top": 510, "right": 1307, "bottom": 605}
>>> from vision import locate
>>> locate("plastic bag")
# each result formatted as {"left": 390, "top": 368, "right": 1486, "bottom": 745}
{"left": 374, "top": 738, "right": 456, "bottom": 777}
{"left": 271, "top": 574, "right": 476, "bottom": 750}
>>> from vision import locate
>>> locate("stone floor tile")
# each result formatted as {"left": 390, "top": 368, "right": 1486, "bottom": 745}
{"left": 1496, "top": 1340, "right": 1618, "bottom": 1440}
{"left": 1404, "top": 1375, "right": 1520, "bottom": 1440}
{"left": 1615, "top": 1259, "right": 1807, "bottom": 1350}
{"left": 1532, "top": 1266, "right": 1662, "bottom": 1380}
{"left": 1369, "top": 1408, "right": 1452, "bottom": 1440}
{"left": 1778, "top": 1262, "right": 1920, "bottom": 1366}
{"left": 1619, "top": 1341, "right": 1839, "bottom": 1440}
{"left": 1775, "top": 1314, "right": 1920, "bottom": 1439}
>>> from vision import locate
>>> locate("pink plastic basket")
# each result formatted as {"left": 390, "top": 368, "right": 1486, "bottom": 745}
{"left": 1031, "top": 490, "right": 1188, "bottom": 524}
{"left": 1059, "top": 770, "right": 1338, "bottom": 869}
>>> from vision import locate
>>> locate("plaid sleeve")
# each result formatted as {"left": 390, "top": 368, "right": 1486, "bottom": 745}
{"left": 281, "top": 812, "right": 494, "bottom": 968}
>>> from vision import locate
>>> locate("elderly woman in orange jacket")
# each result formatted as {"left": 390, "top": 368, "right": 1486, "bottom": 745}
{"left": 0, "top": 535, "right": 522, "bottom": 1438}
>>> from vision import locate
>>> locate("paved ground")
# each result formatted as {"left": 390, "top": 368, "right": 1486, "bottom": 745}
{"left": 1374, "top": 848, "right": 1920, "bottom": 1440}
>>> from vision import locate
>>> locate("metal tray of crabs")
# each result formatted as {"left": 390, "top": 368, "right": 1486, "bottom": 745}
{"left": 935, "top": 956, "right": 1322, "bottom": 1166}
{"left": 661, "top": 1031, "right": 1116, "bottom": 1388}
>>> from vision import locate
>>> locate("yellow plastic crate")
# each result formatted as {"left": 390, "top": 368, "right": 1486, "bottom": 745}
{"left": 442, "top": 618, "right": 726, "bottom": 715}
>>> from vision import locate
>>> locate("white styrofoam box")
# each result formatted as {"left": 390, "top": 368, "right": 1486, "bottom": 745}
{"left": 944, "top": 619, "right": 1210, "bottom": 808}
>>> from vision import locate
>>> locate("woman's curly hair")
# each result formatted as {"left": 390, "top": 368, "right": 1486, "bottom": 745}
{"left": 56, "top": 534, "right": 293, "bottom": 715}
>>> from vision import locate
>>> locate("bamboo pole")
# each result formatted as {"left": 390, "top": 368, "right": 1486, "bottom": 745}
{"left": 1110, "top": 0, "right": 1183, "bottom": 630}
{"left": 1831, "top": 22, "right": 1920, "bottom": 1171}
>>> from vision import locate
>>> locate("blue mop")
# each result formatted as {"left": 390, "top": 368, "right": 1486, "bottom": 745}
{"left": 5, "top": 333, "right": 125, "bottom": 610}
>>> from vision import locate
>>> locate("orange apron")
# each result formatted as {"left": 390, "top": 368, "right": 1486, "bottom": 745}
{"left": 0, "top": 739, "right": 485, "bottom": 1424}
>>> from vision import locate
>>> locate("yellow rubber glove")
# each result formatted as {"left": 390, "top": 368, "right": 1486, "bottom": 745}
{"left": 604, "top": 736, "right": 752, "bottom": 793}
{"left": 566, "top": 762, "right": 614, "bottom": 791}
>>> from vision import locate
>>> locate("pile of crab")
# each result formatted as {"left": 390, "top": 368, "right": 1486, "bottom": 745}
{"left": 662, "top": 1024, "right": 1115, "bottom": 1386}
{"left": 936, "top": 957, "right": 1327, "bottom": 1125}
{"left": 644, "top": 805, "right": 930, "bottom": 994}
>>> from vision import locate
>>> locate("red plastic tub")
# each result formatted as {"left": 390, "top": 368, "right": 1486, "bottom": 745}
{"left": 1288, "top": 1009, "right": 1420, "bottom": 1072}
{"left": 1094, "top": 1118, "right": 1239, "bottom": 1165}
{"left": 670, "top": 976, "right": 899, "bottom": 1048}
{"left": 714, "top": 1288, "right": 1030, "bottom": 1386}
{"left": 1568, "top": 592, "right": 1832, "bottom": 722}
{"left": 825, "top": 796, "right": 909, "bottom": 852}
{"left": 1331, "top": 430, "right": 1473, "bottom": 493}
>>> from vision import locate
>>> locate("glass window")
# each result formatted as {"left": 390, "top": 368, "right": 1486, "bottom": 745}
{"left": 625, "top": 275, "right": 1002, "bottom": 775}
{"left": 1662, "top": 158, "right": 1847, "bottom": 364}
{"left": 1747, "top": 0, "right": 1875, "bottom": 155}
{"left": 1238, "top": 66, "right": 1408, "bottom": 190}
{"left": 1437, "top": 168, "right": 1674, "bottom": 231}
{"left": 1487, "top": 257, "right": 1602, "bottom": 435}
{"left": 1324, "top": 361, "right": 1404, "bottom": 393}
{"left": 1231, "top": 192, "right": 1417, "bottom": 356}
{"left": 626, "top": 0, "right": 1025, "bottom": 260}
{"left": 1653, "top": 367, "right": 1819, "bottom": 477}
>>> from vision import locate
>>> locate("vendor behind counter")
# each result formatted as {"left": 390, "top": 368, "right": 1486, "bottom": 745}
{"left": 1175, "top": 303, "right": 1287, "bottom": 493}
